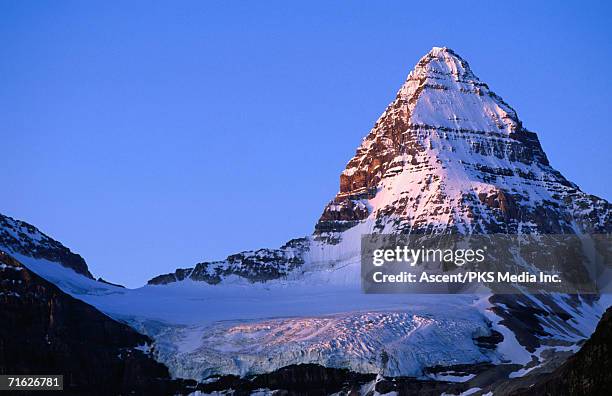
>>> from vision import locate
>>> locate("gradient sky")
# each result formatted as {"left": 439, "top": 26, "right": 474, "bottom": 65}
{"left": 1, "top": 1, "right": 610, "bottom": 287}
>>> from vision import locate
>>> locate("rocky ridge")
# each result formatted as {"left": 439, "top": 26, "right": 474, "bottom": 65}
{"left": 0, "top": 213, "right": 92, "bottom": 278}
{"left": 148, "top": 237, "right": 308, "bottom": 285}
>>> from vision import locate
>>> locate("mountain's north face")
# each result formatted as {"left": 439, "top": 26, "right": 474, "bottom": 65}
{"left": 149, "top": 46, "right": 610, "bottom": 286}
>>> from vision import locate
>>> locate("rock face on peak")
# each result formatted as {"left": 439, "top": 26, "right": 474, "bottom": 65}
{"left": 0, "top": 212, "right": 93, "bottom": 278}
{"left": 315, "top": 46, "right": 609, "bottom": 239}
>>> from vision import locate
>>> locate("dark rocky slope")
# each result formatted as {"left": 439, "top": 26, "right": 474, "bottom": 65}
{"left": 508, "top": 306, "right": 612, "bottom": 396}
{"left": 0, "top": 251, "right": 182, "bottom": 395}
{"left": 182, "top": 363, "right": 477, "bottom": 396}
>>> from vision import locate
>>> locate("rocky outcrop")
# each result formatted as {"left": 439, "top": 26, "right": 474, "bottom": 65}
{"left": 0, "top": 251, "right": 181, "bottom": 395}
{"left": 148, "top": 237, "right": 309, "bottom": 285}
{"left": 509, "top": 307, "right": 612, "bottom": 396}
{"left": 488, "top": 294, "right": 599, "bottom": 354}
{"left": 96, "top": 277, "right": 126, "bottom": 288}
{"left": 0, "top": 213, "right": 93, "bottom": 278}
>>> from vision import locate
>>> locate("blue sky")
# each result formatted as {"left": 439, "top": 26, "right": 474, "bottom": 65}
{"left": 1, "top": 1, "right": 610, "bottom": 287}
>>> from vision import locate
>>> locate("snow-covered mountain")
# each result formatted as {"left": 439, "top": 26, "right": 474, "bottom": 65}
{"left": 1, "top": 47, "right": 610, "bottom": 394}
{"left": 148, "top": 47, "right": 609, "bottom": 288}
{"left": 315, "top": 47, "right": 608, "bottom": 237}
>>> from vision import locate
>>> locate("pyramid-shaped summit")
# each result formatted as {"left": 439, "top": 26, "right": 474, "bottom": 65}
{"left": 316, "top": 46, "right": 610, "bottom": 238}
{"left": 398, "top": 46, "right": 520, "bottom": 134}
{"left": 148, "top": 47, "right": 610, "bottom": 287}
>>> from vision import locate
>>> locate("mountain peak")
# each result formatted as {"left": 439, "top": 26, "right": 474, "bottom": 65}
{"left": 388, "top": 46, "right": 517, "bottom": 136}
{"left": 145, "top": 47, "right": 608, "bottom": 289}
{"left": 315, "top": 48, "right": 609, "bottom": 239}
{"left": 425, "top": 46, "right": 462, "bottom": 59}
{"left": 428, "top": 46, "right": 451, "bottom": 53}
{"left": 412, "top": 46, "right": 477, "bottom": 82}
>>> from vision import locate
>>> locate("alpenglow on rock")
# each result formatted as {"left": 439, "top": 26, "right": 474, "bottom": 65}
{"left": 316, "top": 46, "right": 609, "bottom": 239}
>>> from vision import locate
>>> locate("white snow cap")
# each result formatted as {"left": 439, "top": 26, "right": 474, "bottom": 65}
{"left": 413, "top": 46, "right": 477, "bottom": 81}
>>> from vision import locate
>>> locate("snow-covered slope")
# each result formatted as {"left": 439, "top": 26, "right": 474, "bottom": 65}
{"left": 15, "top": 248, "right": 609, "bottom": 381}
{"left": 2, "top": 47, "right": 610, "bottom": 386}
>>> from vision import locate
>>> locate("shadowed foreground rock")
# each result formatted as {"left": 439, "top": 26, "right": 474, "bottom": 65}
{"left": 0, "top": 251, "right": 183, "bottom": 395}
{"left": 510, "top": 306, "right": 612, "bottom": 396}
